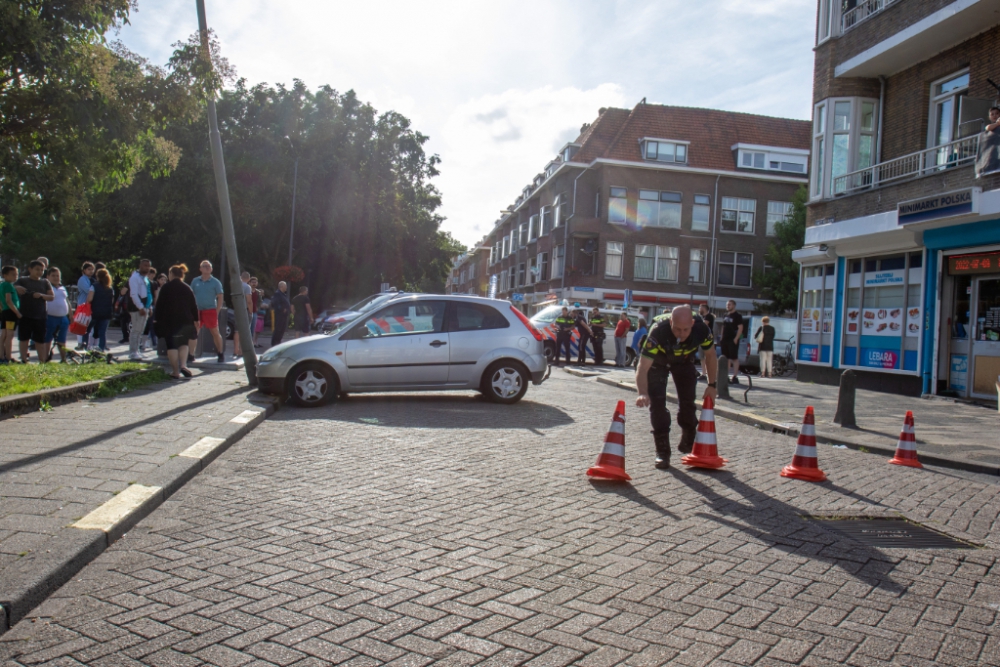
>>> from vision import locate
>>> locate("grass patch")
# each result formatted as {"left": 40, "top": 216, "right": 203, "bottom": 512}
{"left": 92, "top": 367, "right": 170, "bottom": 398}
{"left": 0, "top": 362, "right": 157, "bottom": 398}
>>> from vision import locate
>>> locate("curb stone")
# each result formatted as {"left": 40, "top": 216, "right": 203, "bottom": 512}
{"left": 0, "top": 368, "right": 161, "bottom": 422}
{"left": 594, "top": 375, "right": 1000, "bottom": 477}
{"left": 0, "top": 394, "right": 278, "bottom": 634}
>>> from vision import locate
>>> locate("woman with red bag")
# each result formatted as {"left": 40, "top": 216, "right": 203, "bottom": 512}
{"left": 86, "top": 269, "right": 115, "bottom": 351}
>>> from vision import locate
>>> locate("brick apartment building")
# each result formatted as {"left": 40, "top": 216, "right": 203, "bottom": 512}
{"left": 474, "top": 102, "right": 810, "bottom": 322}
{"left": 446, "top": 245, "right": 490, "bottom": 295}
{"left": 793, "top": 0, "right": 1000, "bottom": 398}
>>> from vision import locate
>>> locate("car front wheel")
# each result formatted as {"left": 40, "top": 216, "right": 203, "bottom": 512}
{"left": 288, "top": 362, "right": 338, "bottom": 407}
{"left": 482, "top": 360, "right": 529, "bottom": 404}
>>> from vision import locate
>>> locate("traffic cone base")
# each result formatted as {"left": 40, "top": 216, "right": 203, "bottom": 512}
{"left": 681, "top": 398, "right": 728, "bottom": 469}
{"left": 780, "top": 406, "right": 827, "bottom": 482}
{"left": 889, "top": 410, "right": 923, "bottom": 469}
{"left": 588, "top": 401, "right": 632, "bottom": 481}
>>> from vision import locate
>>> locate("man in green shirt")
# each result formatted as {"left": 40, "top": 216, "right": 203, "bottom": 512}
{"left": 1, "top": 265, "right": 22, "bottom": 364}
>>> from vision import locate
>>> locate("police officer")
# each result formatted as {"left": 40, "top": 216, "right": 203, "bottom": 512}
{"left": 574, "top": 306, "right": 593, "bottom": 365}
{"left": 588, "top": 307, "right": 607, "bottom": 365}
{"left": 635, "top": 305, "right": 718, "bottom": 469}
{"left": 554, "top": 306, "right": 575, "bottom": 366}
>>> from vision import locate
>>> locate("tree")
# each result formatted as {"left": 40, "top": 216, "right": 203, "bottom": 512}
{"left": 753, "top": 185, "right": 807, "bottom": 315}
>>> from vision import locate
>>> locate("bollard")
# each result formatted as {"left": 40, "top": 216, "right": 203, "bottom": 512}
{"left": 716, "top": 355, "right": 730, "bottom": 400}
{"left": 193, "top": 326, "right": 214, "bottom": 359}
{"left": 834, "top": 369, "right": 857, "bottom": 428}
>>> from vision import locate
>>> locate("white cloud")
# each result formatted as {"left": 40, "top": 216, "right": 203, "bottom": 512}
{"left": 117, "top": 0, "right": 817, "bottom": 247}
{"left": 438, "top": 84, "right": 626, "bottom": 243}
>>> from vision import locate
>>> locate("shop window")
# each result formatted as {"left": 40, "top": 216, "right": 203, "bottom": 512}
{"left": 909, "top": 252, "right": 923, "bottom": 268}
{"left": 799, "top": 262, "right": 836, "bottom": 365}
{"left": 850, "top": 260, "right": 862, "bottom": 274}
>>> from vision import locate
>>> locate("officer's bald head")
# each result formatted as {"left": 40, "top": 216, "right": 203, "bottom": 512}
{"left": 670, "top": 305, "right": 694, "bottom": 342}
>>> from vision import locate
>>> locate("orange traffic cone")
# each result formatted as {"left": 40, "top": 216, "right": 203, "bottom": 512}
{"left": 587, "top": 401, "right": 631, "bottom": 481}
{"left": 681, "top": 396, "right": 727, "bottom": 469}
{"left": 780, "top": 406, "right": 827, "bottom": 482}
{"left": 889, "top": 411, "right": 923, "bottom": 468}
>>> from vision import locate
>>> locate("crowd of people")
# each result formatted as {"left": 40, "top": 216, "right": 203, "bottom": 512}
{"left": 0, "top": 256, "right": 316, "bottom": 370}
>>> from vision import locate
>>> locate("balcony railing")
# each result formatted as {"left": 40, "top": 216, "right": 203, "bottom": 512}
{"left": 842, "top": 0, "right": 900, "bottom": 33}
{"left": 832, "top": 134, "right": 981, "bottom": 196}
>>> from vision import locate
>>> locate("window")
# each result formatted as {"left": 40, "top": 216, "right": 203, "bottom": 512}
{"left": 517, "top": 263, "right": 525, "bottom": 287}
{"left": 502, "top": 235, "right": 510, "bottom": 258}
{"left": 637, "top": 190, "right": 682, "bottom": 229}
{"left": 519, "top": 223, "right": 528, "bottom": 248}
{"left": 718, "top": 251, "right": 753, "bottom": 287}
{"left": 541, "top": 206, "right": 553, "bottom": 235}
{"left": 553, "top": 195, "right": 563, "bottom": 229}
{"left": 609, "top": 187, "right": 628, "bottom": 225}
{"left": 692, "top": 194, "right": 711, "bottom": 231}
{"left": 721, "top": 197, "right": 756, "bottom": 233}
{"left": 817, "top": 0, "right": 836, "bottom": 43}
{"left": 643, "top": 140, "right": 688, "bottom": 164}
{"left": 930, "top": 70, "right": 969, "bottom": 151}
{"left": 812, "top": 102, "right": 825, "bottom": 198}
{"left": 741, "top": 152, "right": 766, "bottom": 169}
{"left": 508, "top": 266, "right": 516, "bottom": 290}
{"left": 510, "top": 230, "right": 517, "bottom": 253}
{"left": 527, "top": 257, "right": 537, "bottom": 285}
{"left": 689, "top": 248, "right": 707, "bottom": 284}
{"left": 537, "top": 252, "right": 549, "bottom": 282}
{"left": 450, "top": 302, "right": 509, "bottom": 332}
{"left": 468, "top": 263, "right": 476, "bottom": 280}
{"left": 634, "top": 245, "right": 678, "bottom": 282}
{"left": 460, "top": 269, "right": 467, "bottom": 285}
{"left": 766, "top": 201, "right": 793, "bottom": 236}
{"left": 552, "top": 244, "right": 565, "bottom": 279}
{"left": 359, "top": 301, "right": 446, "bottom": 337}
{"left": 813, "top": 97, "right": 879, "bottom": 198}
{"left": 529, "top": 214, "right": 539, "bottom": 241}
{"left": 605, "top": 242, "right": 623, "bottom": 278}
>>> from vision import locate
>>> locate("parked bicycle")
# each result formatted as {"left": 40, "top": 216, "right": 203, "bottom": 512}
{"left": 63, "top": 348, "right": 118, "bottom": 365}
{"left": 772, "top": 335, "right": 796, "bottom": 377}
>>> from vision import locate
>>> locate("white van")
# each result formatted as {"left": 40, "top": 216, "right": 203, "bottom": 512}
{"left": 739, "top": 316, "right": 797, "bottom": 371}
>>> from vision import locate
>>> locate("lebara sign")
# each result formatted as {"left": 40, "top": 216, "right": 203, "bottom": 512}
{"left": 897, "top": 188, "right": 977, "bottom": 225}
{"left": 861, "top": 348, "right": 899, "bottom": 370}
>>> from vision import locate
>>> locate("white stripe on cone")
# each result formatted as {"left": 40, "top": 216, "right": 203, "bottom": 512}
{"left": 795, "top": 445, "right": 818, "bottom": 457}
{"left": 896, "top": 440, "right": 917, "bottom": 451}
{"left": 695, "top": 431, "right": 717, "bottom": 445}
{"left": 800, "top": 424, "right": 816, "bottom": 436}
{"left": 700, "top": 409, "right": 714, "bottom": 422}
{"left": 608, "top": 421, "right": 625, "bottom": 435}
{"left": 601, "top": 443, "right": 626, "bottom": 458}
{"left": 901, "top": 424, "right": 915, "bottom": 435}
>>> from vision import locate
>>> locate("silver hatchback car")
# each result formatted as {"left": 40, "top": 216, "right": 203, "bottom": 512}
{"left": 256, "top": 294, "right": 549, "bottom": 406}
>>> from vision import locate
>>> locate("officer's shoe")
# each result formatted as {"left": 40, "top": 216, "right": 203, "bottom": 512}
{"left": 654, "top": 435, "right": 671, "bottom": 470}
{"left": 677, "top": 429, "right": 697, "bottom": 454}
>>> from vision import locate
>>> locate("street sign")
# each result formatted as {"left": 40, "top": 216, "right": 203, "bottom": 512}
{"left": 511, "top": 293, "right": 524, "bottom": 302}
{"left": 624, "top": 289, "right": 633, "bottom": 308}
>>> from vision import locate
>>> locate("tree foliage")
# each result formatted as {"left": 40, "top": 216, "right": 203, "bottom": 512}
{"left": 1, "top": 5, "right": 456, "bottom": 309}
{"left": 753, "top": 185, "right": 807, "bottom": 315}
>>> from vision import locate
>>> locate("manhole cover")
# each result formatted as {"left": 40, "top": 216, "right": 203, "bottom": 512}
{"left": 811, "top": 517, "right": 976, "bottom": 549}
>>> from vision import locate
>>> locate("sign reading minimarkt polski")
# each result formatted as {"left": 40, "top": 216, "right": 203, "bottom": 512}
{"left": 897, "top": 188, "right": 978, "bottom": 225}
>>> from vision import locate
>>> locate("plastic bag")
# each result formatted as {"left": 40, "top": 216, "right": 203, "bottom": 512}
{"left": 70, "top": 301, "right": 92, "bottom": 336}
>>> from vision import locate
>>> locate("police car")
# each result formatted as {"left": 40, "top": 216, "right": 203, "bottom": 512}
{"left": 530, "top": 305, "right": 639, "bottom": 365}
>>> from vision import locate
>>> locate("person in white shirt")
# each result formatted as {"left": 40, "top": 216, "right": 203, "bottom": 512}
{"left": 44, "top": 267, "right": 71, "bottom": 363}
{"left": 127, "top": 258, "right": 151, "bottom": 360}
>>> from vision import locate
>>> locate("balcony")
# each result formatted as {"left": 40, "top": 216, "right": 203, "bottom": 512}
{"left": 832, "top": 134, "right": 980, "bottom": 196}
{"left": 842, "top": 0, "right": 901, "bottom": 33}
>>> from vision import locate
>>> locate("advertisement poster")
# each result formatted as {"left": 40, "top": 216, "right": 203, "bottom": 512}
{"left": 949, "top": 355, "right": 968, "bottom": 393}
{"left": 859, "top": 307, "right": 903, "bottom": 336}
{"left": 798, "top": 344, "right": 819, "bottom": 362}
{"left": 905, "top": 306, "right": 922, "bottom": 338}
{"left": 822, "top": 309, "right": 834, "bottom": 334}
{"left": 844, "top": 308, "right": 860, "bottom": 334}
{"left": 860, "top": 347, "right": 900, "bottom": 370}
{"left": 800, "top": 308, "right": 820, "bottom": 334}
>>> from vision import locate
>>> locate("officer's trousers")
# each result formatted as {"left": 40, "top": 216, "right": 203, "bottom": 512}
{"left": 647, "top": 363, "right": 699, "bottom": 440}
{"left": 591, "top": 330, "right": 605, "bottom": 364}
{"left": 556, "top": 332, "right": 572, "bottom": 365}
{"left": 577, "top": 330, "right": 591, "bottom": 363}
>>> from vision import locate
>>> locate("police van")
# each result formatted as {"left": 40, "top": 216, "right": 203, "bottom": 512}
{"left": 530, "top": 305, "right": 641, "bottom": 365}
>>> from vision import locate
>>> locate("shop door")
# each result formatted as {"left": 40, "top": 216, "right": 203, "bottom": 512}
{"left": 970, "top": 277, "right": 1000, "bottom": 399}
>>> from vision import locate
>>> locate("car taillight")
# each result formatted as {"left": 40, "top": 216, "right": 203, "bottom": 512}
{"left": 511, "top": 306, "right": 545, "bottom": 341}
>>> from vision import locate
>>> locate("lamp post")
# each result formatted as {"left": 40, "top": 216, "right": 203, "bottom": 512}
{"left": 285, "top": 136, "right": 298, "bottom": 267}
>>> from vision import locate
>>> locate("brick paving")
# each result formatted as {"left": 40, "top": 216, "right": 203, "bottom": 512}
{"left": 1, "top": 372, "right": 998, "bottom": 665}
{"left": 588, "top": 364, "right": 1000, "bottom": 467}
{"left": 0, "top": 368, "right": 270, "bottom": 629}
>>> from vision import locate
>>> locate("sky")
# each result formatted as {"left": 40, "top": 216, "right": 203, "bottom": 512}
{"left": 117, "top": 0, "right": 817, "bottom": 248}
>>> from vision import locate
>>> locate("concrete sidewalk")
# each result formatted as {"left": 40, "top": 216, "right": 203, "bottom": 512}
{"left": 0, "top": 367, "right": 277, "bottom": 633}
{"left": 567, "top": 364, "right": 1000, "bottom": 471}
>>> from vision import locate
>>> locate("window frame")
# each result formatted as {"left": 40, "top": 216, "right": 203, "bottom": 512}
{"left": 812, "top": 97, "right": 879, "bottom": 199}
{"left": 766, "top": 201, "right": 793, "bottom": 237}
{"left": 717, "top": 251, "right": 754, "bottom": 288}
{"left": 720, "top": 197, "right": 757, "bottom": 235}
{"left": 928, "top": 69, "right": 970, "bottom": 150}
{"left": 692, "top": 194, "right": 711, "bottom": 232}
{"left": 552, "top": 244, "right": 565, "bottom": 279}
{"left": 641, "top": 139, "right": 690, "bottom": 164}
{"left": 633, "top": 244, "right": 679, "bottom": 282}
{"left": 689, "top": 248, "right": 707, "bottom": 284}
{"left": 605, "top": 242, "right": 624, "bottom": 278}
{"left": 608, "top": 187, "right": 628, "bottom": 225}
{"left": 448, "top": 302, "right": 511, "bottom": 333}
{"left": 355, "top": 300, "right": 448, "bottom": 339}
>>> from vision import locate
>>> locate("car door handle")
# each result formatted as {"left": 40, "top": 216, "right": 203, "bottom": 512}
{"left": 429, "top": 340, "right": 447, "bottom": 347}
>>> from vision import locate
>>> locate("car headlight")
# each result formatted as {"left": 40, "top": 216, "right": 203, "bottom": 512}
{"left": 259, "top": 349, "right": 280, "bottom": 362}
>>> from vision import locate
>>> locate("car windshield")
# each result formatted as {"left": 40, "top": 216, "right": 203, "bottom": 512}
{"left": 346, "top": 293, "right": 396, "bottom": 314}
{"left": 531, "top": 305, "right": 564, "bottom": 324}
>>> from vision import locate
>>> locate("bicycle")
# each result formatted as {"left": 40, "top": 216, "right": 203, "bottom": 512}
{"left": 771, "top": 336, "right": 796, "bottom": 377}
{"left": 63, "top": 347, "right": 118, "bottom": 365}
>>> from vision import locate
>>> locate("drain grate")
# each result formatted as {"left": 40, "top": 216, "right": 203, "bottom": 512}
{"left": 811, "top": 517, "right": 976, "bottom": 549}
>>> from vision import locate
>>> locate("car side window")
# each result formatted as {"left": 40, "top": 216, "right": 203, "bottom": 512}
{"left": 359, "top": 301, "right": 446, "bottom": 337}
{"left": 450, "top": 303, "right": 510, "bottom": 332}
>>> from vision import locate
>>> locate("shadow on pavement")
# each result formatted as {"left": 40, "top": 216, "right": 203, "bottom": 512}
{"left": 278, "top": 394, "right": 575, "bottom": 431}
{"left": 671, "top": 468, "right": 905, "bottom": 594}
{"left": 588, "top": 480, "right": 680, "bottom": 519}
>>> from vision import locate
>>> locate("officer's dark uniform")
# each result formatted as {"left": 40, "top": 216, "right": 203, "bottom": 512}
{"left": 554, "top": 313, "right": 575, "bottom": 365}
{"left": 641, "top": 316, "right": 714, "bottom": 465}
{"left": 574, "top": 311, "right": 591, "bottom": 364}
{"left": 589, "top": 311, "right": 607, "bottom": 365}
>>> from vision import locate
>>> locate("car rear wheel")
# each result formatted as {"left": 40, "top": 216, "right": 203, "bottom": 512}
{"left": 625, "top": 348, "right": 636, "bottom": 366}
{"left": 482, "top": 360, "right": 529, "bottom": 404}
{"left": 543, "top": 341, "right": 556, "bottom": 363}
{"left": 288, "top": 362, "right": 338, "bottom": 407}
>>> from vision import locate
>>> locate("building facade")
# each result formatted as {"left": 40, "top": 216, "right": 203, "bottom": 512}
{"left": 446, "top": 246, "right": 490, "bottom": 295}
{"left": 479, "top": 103, "right": 810, "bottom": 320}
{"left": 795, "top": 0, "right": 1000, "bottom": 399}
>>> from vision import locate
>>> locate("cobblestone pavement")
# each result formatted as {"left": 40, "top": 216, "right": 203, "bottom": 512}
{"left": 0, "top": 369, "right": 268, "bottom": 625}
{"left": 585, "top": 364, "right": 1000, "bottom": 467}
{"left": 1, "top": 372, "right": 998, "bottom": 666}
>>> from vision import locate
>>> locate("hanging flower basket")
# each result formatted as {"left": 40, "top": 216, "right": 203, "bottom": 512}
{"left": 273, "top": 265, "right": 305, "bottom": 283}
